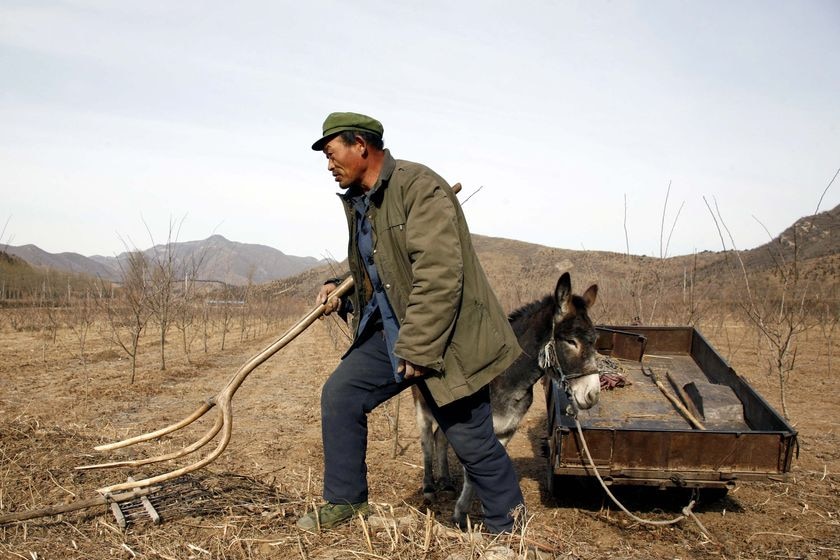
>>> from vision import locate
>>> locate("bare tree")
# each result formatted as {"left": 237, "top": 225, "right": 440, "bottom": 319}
{"left": 814, "top": 167, "right": 839, "bottom": 214}
{"left": 145, "top": 218, "right": 184, "bottom": 371}
{"left": 217, "top": 283, "right": 236, "bottom": 351}
{"left": 201, "top": 299, "right": 211, "bottom": 354}
{"left": 239, "top": 268, "right": 255, "bottom": 343}
{"left": 100, "top": 250, "right": 151, "bottom": 383}
{"left": 620, "top": 187, "right": 679, "bottom": 325}
{"left": 26, "top": 274, "right": 62, "bottom": 363}
{"left": 704, "top": 197, "right": 815, "bottom": 419}
{"left": 647, "top": 181, "right": 685, "bottom": 325}
{"left": 623, "top": 193, "right": 630, "bottom": 265}
{"left": 41, "top": 277, "right": 60, "bottom": 346}
{"left": 173, "top": 273, "right": 197, "bottom": 363}
{"left": 172, "top": 251, "right": 206, "bottom": 363}
{"left": 67, "top": 285, "right": 95, "bottom": 368}
{"left": 818, "top": 300, "right": 839, "bottom": 375}
{"left": 0, "top": 214, "right": 12, "bottom": 250}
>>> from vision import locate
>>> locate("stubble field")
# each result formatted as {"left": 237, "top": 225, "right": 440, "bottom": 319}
{"left": 0, "top": 304, "right": 838, "bottom": 559}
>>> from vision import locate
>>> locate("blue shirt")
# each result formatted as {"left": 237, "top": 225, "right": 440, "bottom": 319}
{"left": 351, "top": 192, "right": 403, "bottom": 380}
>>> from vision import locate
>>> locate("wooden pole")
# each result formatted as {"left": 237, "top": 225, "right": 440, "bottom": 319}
{"left": 644, "top": 367, "right": 706, "bottom": 430}
{"left": 0, "top": 485, "right": 160, "bottom": 525}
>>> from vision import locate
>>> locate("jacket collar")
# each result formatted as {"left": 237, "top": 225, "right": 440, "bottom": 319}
{"left": 339, "top": 149, "right": 396, "bottom": 203}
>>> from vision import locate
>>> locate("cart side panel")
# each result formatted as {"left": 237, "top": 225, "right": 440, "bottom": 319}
{"left": 638, "top": 327, "right": 692, "bottom": 354}
{"left": 557, "top": 427, "right": 791, "bottom": 475}
{"left": 690, "top": 330, "right": 793, "bottom": 432}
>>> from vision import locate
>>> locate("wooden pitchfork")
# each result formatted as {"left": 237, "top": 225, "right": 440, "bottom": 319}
{"left": 76, "top": 276, "right": 355, "bottom": 494}
{"left": 78, "top": 183, "right": 462, "bottom": 495}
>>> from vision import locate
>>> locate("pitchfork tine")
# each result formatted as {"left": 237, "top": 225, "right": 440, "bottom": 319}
{"left": 97, "top": 400, "right": 234, "bottom": 494}
{"left": 93, "top": 401, "right": 215, "bottom": 452}
{"left": 76, "top": 412, "right": 224, "bottom": 470}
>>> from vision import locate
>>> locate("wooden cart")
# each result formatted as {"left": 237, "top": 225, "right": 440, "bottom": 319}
{"left": 545, "top": 326, "right": 798, "bottom": 494}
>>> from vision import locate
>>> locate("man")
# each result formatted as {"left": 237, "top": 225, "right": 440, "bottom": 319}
{"left": 297, "top": 112, "right": 524, "bottom": 533}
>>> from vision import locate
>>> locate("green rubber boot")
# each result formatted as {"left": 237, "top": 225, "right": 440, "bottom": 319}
{"left": 296, "top": 501, "right": 370, "bottom": 531}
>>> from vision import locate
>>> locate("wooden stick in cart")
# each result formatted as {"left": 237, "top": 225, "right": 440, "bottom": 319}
{"left": 665, "top": 370, "right": 705, "bottom": 422}
{"left": 643, "top": 367, "right": 706, "bottom": 430}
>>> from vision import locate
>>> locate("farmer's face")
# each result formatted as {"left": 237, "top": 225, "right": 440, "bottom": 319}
{"left": 323, "top": 135, "right": 366, "bottom": 190}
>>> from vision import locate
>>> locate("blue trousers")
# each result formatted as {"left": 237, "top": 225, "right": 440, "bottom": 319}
{"left": 320, "top": 329, "right": 524, "bottom": 532}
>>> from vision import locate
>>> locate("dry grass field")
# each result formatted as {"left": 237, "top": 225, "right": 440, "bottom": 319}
{"left": 1, "top": 232, "right": 839, "bottom": 558}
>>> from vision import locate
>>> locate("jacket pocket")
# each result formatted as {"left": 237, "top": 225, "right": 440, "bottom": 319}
{"left": 447, "top": 300, "right": 506, "bottom": 379}
{"left": 379, "top": 220, "right": 411, "bottom": 299}
{"left": 382, "top": 220, "right": 407, "bottom": 256}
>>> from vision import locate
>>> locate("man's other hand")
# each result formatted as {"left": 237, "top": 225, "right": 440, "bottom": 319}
{"left": 397, "top": 359, "right": 428, "bottom": 380}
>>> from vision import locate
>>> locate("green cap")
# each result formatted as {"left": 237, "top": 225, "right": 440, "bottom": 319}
{"left": 311, "top": 112, "right": 384, "bottom": 151}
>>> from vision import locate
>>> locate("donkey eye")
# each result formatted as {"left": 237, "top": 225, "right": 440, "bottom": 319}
{"left": 562, "top": 338, "right": 579, "bottom": 348}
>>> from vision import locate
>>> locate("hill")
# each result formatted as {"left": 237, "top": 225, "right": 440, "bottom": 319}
{"left": 4, "top": 204, "right": 837, "bottom": 308}
{"left": 0, "top": 250, "right": 99, "bottom": 302}
{"left": 691, "top": 203, "right": 840, "bottom": 289}
{"left": 264, "top": 203, "right": 839, "bottom": 325}
{"left": 738, "top": 203, "right": 839, "bottom": 272}
{"left": 3, "top": 244, "right": 114, "bottom": 278}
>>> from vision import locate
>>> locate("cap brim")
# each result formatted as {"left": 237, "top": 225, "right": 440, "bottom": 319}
{"left": 311, "top": 125, "right": 383, "bottom": 151}
{"left": 311, "top": 132, "right": 339, "bottom": 151}
{"left": 311, "top": 125, "right": 358, "bottom": 151}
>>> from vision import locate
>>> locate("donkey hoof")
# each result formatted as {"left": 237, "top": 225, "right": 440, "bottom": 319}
{"left": 451, "top": 512, "right": 468, "bottom": 530}
{"left": 422, "top": 486, "right": 436, "bottom": 504}
{"left": 439, "top": 484, "right": 457, "bottom": 499}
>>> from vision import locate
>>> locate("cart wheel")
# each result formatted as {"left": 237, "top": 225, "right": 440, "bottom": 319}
{"left": 698, "top": 487, "right": 729, "bottom": 503}
{"left": 547, "top": 474, "right": 600, "bottom": 505}
{"left": 546, "top": 454, "right": 558, "bottom": 498}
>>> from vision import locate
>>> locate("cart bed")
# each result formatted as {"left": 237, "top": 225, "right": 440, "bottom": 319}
{"left": 545, "top": 326, "right": 798, "bottom": 491}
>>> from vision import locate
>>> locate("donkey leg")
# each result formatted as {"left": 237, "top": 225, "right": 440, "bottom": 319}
{"left": 452, "top": 466, "right": 476, "bottom": 528}
{"left": 413, "top": 387, "right": 438, "bottom": 502}
{"left": 433, "top": 427, "right": 456, "bottom": 497}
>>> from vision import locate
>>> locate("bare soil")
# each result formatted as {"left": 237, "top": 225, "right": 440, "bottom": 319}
{"left": 1, "top": 314, "right": 838, "bottom": 559}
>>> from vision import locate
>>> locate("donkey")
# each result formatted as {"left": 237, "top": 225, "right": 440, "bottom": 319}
{"left": 412, "top": 271, "right": 600, "bottom": 526}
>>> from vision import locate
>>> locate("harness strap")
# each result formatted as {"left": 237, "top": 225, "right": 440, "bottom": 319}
{"left": 540, "top": 339, "right": 592, "bottom": 381}
{"left": 540, "top": 339, "right": 592, "bottom": 418}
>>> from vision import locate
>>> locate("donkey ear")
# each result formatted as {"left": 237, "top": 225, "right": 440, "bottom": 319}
{"left": 582, "top": 284, "right": 598, "bottom": 308}
{"left": 554, "top": 272, "right": 572, "bottom": 314}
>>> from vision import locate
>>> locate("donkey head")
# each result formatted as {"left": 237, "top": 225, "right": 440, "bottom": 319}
{"left": 540, "top": 272, "right": 600, "bottom": 410}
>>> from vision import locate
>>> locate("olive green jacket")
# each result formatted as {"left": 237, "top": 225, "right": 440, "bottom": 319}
{"left": 338, "top": 150, "right": 522, "bottom": 406}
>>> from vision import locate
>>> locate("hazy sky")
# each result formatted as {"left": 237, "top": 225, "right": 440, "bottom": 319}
{"left": 2, "top": 1, "right": 839, "bottom": 262}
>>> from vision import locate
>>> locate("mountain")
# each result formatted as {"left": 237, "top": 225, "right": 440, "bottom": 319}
{"left": 5, "top": 204, "right": 837, "bottom": 294}
{"left": 5, "top": 235, "right": 323, "bottom": 286}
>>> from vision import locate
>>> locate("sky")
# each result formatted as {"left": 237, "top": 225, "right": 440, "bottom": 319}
{"left": 2, "top": 0, "right": 839, "bottom": 262}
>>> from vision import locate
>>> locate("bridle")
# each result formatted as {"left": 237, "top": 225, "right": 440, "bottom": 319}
{"left": 539, "top": 337, "right": 598, "bottom": 417}
{"left": 540, "top": 339, "right": 594, "bottom": 381}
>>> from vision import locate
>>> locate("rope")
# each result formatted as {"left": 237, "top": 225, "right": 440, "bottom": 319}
{"left": 570, "top": 389, "right": 714, "bottom": 540}
{"left": 572, "top": 416, "right": 685, "bottom": 526}
{"left": 543, "top": 338, "right": 713, "bottom": 539}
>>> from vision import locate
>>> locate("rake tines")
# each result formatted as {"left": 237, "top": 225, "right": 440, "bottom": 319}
{"left": 77, "top": 277, "right": 354, "bottom": 494}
